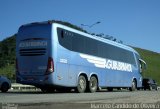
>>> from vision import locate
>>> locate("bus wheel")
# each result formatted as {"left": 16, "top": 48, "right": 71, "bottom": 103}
{"left": 129, "top": 80, "right": 137, "bottom": 91}
{"left": 77, "top": 75, "right": 87, "bottom": 93}
{"left": 88, "top": 76, "right": 98, "bottom": 93}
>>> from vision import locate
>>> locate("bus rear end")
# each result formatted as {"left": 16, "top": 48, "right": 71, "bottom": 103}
{"left": 16, "top": 23, "right": 54, "bottom": 88}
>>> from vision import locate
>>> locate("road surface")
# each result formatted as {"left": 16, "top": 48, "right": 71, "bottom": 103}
{"left": 0, "top": 90, "right": 160, "bottom": 109}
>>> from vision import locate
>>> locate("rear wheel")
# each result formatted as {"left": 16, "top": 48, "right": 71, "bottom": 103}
{"left": 77, "top": 75, "right": 87, "bottom": 93}
{"left": 88, "top": 76, "right": 98, "bottom": 93}
{"left": 129, "top": 80, "right": 137, "bottom": 91}
{"left": 1, "top": 82, "right": 9, "bottom": 92}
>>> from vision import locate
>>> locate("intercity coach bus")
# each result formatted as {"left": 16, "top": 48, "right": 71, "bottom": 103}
{"left": 16, "top": 21, "right": 146, "bottom": 93}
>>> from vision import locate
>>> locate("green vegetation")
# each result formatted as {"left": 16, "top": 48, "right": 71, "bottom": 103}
{"left": 0, "top": 35, "right": 16, "bottom": 67}
{"left": 0, "top": 35, "right": 16, "bottom": 81}
{"left": 0, "top": 21, "right": 159, "bottom": 85}
{"left": 134, "top": 47, "right": 160, "bottom": 85}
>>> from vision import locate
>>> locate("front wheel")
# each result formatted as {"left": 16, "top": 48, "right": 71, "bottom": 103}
{"left": 77, "top": 75, "right": 87, "bottom": 93}
{"left": 129, "top": 80, "right": 137, "bottom": 91}
{"left": 88, "top": 76, "right": 98, "bottom": 93}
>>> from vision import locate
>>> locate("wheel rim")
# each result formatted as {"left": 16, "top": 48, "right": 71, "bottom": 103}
{"left": 131, "top": 80, "right": 136, "bottom": 91}
{"left": 77, "top": 76, "right": 86, "bottom": 93}
{"left": 129, "top": 80, "right": 136, "bottom": 91}
{"left": 90, "top": 77, "right": 97, "bottom": 90}
{"left": 89, "top": 76, "right": 97, "bottom": 92}
{"left": 132, "top": 81, "right": 136, "bottom": 89}
{"left": 79, "top": 79, "right": 85, "bottom": 90}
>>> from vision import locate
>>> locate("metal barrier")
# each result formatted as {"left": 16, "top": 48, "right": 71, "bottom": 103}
{"left": 11, "top": 83, "right": 40, "bottom": 91}
{"left": 10, "top": 83, "right": 160, "bottom": 91}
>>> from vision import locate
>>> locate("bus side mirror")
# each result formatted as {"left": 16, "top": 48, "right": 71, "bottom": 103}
{"left": 139, "top": 59, "right": 147, "bottom": 70}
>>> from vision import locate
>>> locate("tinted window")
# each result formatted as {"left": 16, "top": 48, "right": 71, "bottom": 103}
{"left": 57, "top": 28, "right": 136, "bottom": 65}
{"left": 58, "top": 29, "right": 72, "bottom": 51}
{"left": 72, "top": 33, "right": 85, "bottom": 53}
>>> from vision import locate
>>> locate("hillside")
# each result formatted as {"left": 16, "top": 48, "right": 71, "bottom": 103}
{"left": 134, "top": 47, "right": 160, "bottom": 85}
{"left": 0, "top": 35, "right": 160, "bottom": 85}
{"left": 0, "top": 35, "right": 16, "bottom": 81}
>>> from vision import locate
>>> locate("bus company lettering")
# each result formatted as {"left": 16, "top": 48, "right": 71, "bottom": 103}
{"left": 19, "top": 41, "right": 47, "bottom": 48}
{"left": 80, "top": 54, "right": 132, "bottom": 72}
{"left": 105, "top": 59, "right": 132, "bottom": 72}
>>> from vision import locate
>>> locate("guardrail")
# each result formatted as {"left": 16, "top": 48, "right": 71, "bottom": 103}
{"left": 11, "top": 83, "right": 40, "bottom": 91}
{"left": 10, "top": 83, "right": 160, "bottom": 91}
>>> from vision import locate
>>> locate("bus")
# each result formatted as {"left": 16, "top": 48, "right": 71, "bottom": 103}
{"left": 16, "top": 20, "right": 146, "bottom": 93}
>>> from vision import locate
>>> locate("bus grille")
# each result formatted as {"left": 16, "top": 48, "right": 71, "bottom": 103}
{"left": 19, "top": 48, "right": 46, "bottom": 56}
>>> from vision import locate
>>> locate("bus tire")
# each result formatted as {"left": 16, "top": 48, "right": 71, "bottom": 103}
{"left": 129, "top": 80, "right": 137, "bottom": 91}
{"left": 88, "top": 76, "right": 98, "bottom": 93}
{"left": 77, "top": 75, "right": 87, "bottom": 93}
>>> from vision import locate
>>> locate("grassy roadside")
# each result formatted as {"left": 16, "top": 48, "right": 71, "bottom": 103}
{"left": 134, "top": 47, "right": 160, "bottom": 85}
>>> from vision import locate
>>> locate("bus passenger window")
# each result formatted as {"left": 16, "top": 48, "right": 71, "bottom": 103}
{"left": 61, "top": 30, "right": 64, "bottom": 38}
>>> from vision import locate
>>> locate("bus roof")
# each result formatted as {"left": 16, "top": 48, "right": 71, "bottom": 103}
{"left": 19, "top": 20, "right": 139, "bottom": 55}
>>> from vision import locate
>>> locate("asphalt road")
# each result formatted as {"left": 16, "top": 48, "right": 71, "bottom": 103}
{"left": 0, "top": 90, "right": 160, "bottom": 109}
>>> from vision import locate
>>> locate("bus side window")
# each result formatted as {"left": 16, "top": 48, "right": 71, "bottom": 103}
{"left": 61, "top": 30, "right": 64, "bottom": 38}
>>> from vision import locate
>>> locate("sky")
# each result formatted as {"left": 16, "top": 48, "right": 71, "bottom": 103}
{"left": 0, "top": 0, "right": 160, "bottom": 53}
